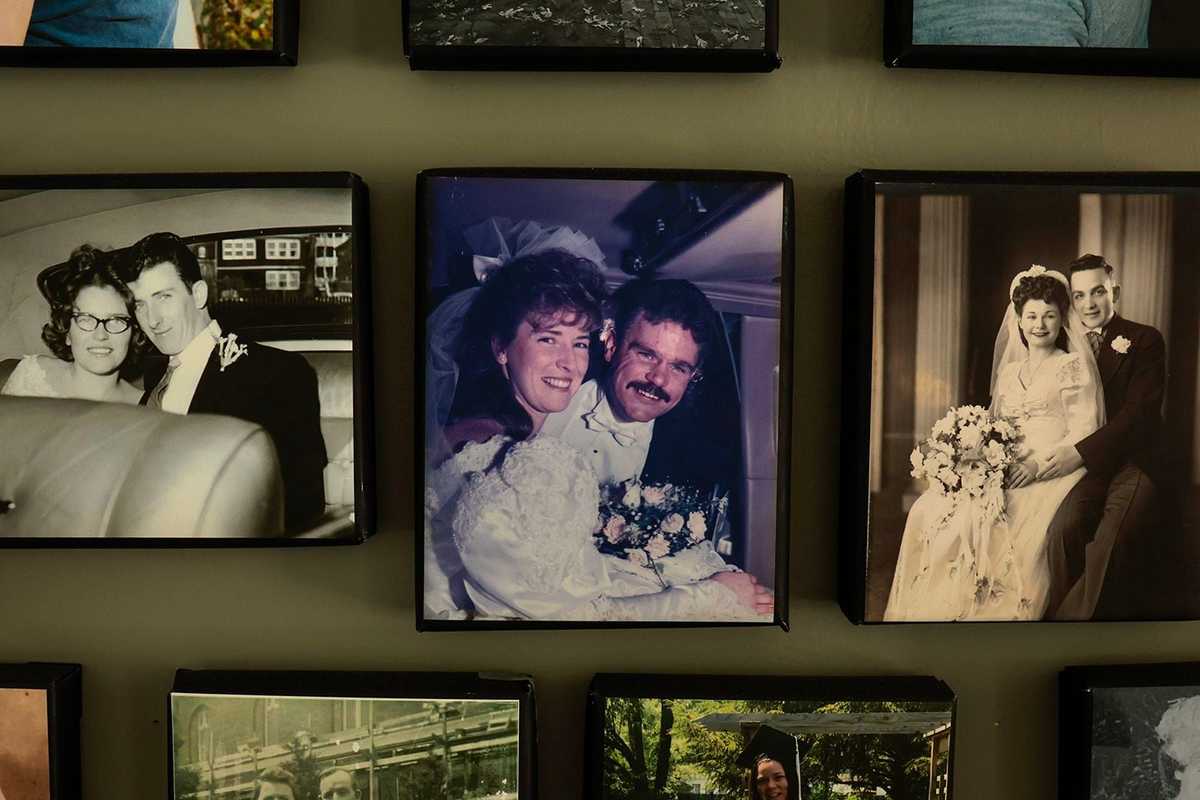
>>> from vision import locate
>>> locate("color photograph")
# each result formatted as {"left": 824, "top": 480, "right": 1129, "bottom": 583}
{"left": 845, "top": 173, "right": 1200, "bottom": 623}
{"left": 0, "top": 688, "right": 49, "bottom": 800}
{"left": 0, "top": 176, "right": 367, "bottom": 543}
{"left": 420, "top": 170, "right": 790, "bottom": 627}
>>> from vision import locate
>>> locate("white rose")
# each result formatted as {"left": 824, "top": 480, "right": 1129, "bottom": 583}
{"left": 627, "top": 549, "right": 649, "bottom": 567}
{"left": 645, "top": 535, "right": 671, "bottom": 559}
{"left": 687, "top": 511, "right": 707, "bottom": 540}
{"left": 660, "top": 513, "right": 685, "bottom": 535}
{"left": 641, "top": 486, "right": 667, "bottom": 506}
{"left": 958, "top": 424, "right": 983, "bottom": 451}
{"left": 603, "top": 515, "right": 626, "bottom": 544}
{"left": 622, "top": 484, "right": 642, "bottom": 508}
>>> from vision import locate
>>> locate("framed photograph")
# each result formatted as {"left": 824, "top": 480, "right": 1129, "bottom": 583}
{"left": 585, "top": 673, "right": 956, "bottom": 800}
{"left": 417, "top": 168, "right": 792, "bottom": 630}
{"left": 168, "top": 670, "right": 536, "bottom": 800}
{"left": 0, "top": 0, "right": 299, "bottom": 67}
{"left": 885, "top": 0, "right": 1200, "bottom": 77}
{"left": 0, "top": 172, "right": 375, "bottom": 545}
{"left": 0, "top": 663, "right": 82, "bottom": 800}
{"left": 1060, "top": 662, "right": 1200, "bottom": 800}
{"left": 842, "top": 170, "right": 1200, "bottom": 624}
{"left": 402, "top": 0, "right": 780, "bottom": 71}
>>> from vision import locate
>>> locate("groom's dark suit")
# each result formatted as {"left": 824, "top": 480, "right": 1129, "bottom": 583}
{"left": 1046, "top": 314, "right": 1167, "bottom": 620}
{"left": 143, "top": 334, "right": 327, "bottom": 533}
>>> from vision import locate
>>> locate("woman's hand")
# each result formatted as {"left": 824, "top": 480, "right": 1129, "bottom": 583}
{"left": 1006, "top": 459, "right": 1037, "bottom": 489}
{"left": 711, "top": 571, "right": 774, "bottom": 615}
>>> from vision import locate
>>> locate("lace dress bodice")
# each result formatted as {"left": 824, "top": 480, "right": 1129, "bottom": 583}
{"left": 994, "top": 352, "right": 1097, "bottom": 463}
{"left": 1, "top": 355, "right": 63, "bottom": 398}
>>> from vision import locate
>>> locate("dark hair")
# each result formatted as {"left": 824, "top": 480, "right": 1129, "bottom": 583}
{"left": 41, "top": 245, "right": 147, "bottom": 381}
{"left": 119, "top": 231, "right": 203, "bottom": 288}
{"left": 253, "top": 767, "right": 298, "bottom": 800}
{"left": 610, "top": 278, "right": 720, "bottom": 372}
{"left": 750, "top": 753, "right": 801, "bottom": 800}
{"left": 450, "top": 248, "right": 607, "bottom": 441}
{"left": 1068, "top": 253, "right": 1116, "bottom": 278}
{"left": 1011, "top": 273, "right": 1071, "bottom": 353}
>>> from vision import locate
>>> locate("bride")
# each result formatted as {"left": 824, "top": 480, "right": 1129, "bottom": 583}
{"left": 424, "top": 220, "right": 768, "bottom": 622}
{"left": 885, "top": 266, "right": 1105, "bottom": 621}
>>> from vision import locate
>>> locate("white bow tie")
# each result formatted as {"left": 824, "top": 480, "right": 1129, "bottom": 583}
{"left": 582, "top": 410, "right": 646, "bottom": 447}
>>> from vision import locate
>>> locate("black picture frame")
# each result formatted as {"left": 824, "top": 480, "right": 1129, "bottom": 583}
{"left": 0, "top": 0, "right": 300, "bottom": 67}
{"left": 402, "top": 0, "right": 780, "bottom": 72}
{"left": 885, "top": 0, "right": 1200, "bottom": 78}
{"left": 168, "top": 669, "right": 537, "bottom": 800}
{"left": 585, "top": 672, "right": 956, "bottom": 800}
{"left": 1059, "top": 662, "right": 1200, "bottom": 800}
{"left": 416, "top": 167, "right": 793, "bottom": 631}
{"left": 0, "top": 171, "right": 375, "bottom": 547}
{"left": 841, "top": 169, "right": 1200, "bottom": 625}
{"left": 0, "top": 662, "right": 83, "bottom": 800}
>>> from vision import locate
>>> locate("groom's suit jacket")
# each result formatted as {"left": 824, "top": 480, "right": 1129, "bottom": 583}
{"left": 1073, "top": 314, "right": 1166, "bottom": 482}
{"left": 640, "top": 398, "right": 740, "bottom": 505}
{"left": 142, "top": 333, "right": 327, "bottom": 532}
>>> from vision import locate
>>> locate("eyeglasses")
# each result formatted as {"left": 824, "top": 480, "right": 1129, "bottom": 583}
{"left": 71, "top": 312, "right": 132, "bottom": 334}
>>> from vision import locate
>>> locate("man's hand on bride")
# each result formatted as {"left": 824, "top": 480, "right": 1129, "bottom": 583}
{"left": 1038, "top": 445, "right": 1083, "bottom": 480}
{"left": 711, "top": 572, "right": 774, "bottom": 615}
{"left": 1006, "top": 459, "right": 1037, "bottom": 489}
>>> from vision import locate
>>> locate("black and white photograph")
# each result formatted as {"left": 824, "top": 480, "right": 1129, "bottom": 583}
{"left": 0, "top": 664, "right": 82, "bottom": 800}
{"left": 419, "top": 169, "right": 791, "bottom": 629}
{"left": 585, "top": 674, "right": 955, "bottom": 800}
{"left": 169, "top": 671, "right": 533, "bottom": 800}
{"left": 842, "top": 171, "right": 1200, "bottom": 624}
{"left": 1061, "top": 663, "right": 1200, "bottom": 800}
{"left": 402, "top": 0, "right": 780, "bottom": 71}
{"left": 0, "top": 0, "right": 299, "bottom": 67}
{"left": 886, "top": 0, "right": 1200, "bottom": 77}
{"left": 0, "top": 173, "right": 373, "bottom": 544}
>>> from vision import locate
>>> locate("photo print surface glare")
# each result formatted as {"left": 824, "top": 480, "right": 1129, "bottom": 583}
{"left": 419, "top": 169, "right": 792, "bottom": 629}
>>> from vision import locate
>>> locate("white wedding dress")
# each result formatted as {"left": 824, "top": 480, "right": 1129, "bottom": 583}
{"left": 1, "top": 355, "right": 64, "bottom": 398}
{"left": 424, "top": 435, "right": 762, "bottom": 622}
{"left": 885, "top": 351, "right": 1100, "bottom": 621}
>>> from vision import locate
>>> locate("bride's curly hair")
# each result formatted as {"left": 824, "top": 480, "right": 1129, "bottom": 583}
{"left": 40, "top": 244, "right": 147, "bottom": 381}
{"left": 1012, "top": 273, "right": 1071, "bottom": 353}
{"left": 451, "top": 248, "right": 607, "bottom": 441}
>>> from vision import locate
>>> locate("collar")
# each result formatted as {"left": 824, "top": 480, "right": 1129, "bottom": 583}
{"left": 177, "top": 319, "right": 222, "bottom": 371}
{"left": 581, "top": 384, "right": 653, "bottom": 448}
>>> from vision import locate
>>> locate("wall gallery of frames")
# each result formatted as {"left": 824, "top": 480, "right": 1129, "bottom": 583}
{"left": 4, "top": 1, "right": 1200, "bottom": 799}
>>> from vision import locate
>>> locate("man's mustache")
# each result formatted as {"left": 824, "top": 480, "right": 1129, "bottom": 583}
{"left": 627, "top": 381, "right": 671, "bottom": 403}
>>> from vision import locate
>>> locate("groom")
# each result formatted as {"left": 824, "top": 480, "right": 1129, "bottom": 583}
{"left": 1041, "top": 254, "right": 1166, "bottom": 620}
{"left": 117, "top": 232, "right": 327, "bottom": 533}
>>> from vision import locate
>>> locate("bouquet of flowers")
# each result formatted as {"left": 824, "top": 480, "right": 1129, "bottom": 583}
{"left": 909, "top": 404, "right": 1021, "bottom": 528}
{"left": 593, "top": 481, "right": 727, "bottom": 578}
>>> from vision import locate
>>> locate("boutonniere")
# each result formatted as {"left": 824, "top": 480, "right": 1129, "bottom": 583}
{"left": 217, "top": 333, "right": 250, "bottom": 372}
{"left": 1111, "top": 335, "right": 1132, "bottom": 355}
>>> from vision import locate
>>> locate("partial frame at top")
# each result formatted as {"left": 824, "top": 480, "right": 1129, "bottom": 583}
{"left": 403, "top": 0, "right": 781, "bottom": 72}
{"left": 0, "top": 0, "right": 300, "bottom": 67}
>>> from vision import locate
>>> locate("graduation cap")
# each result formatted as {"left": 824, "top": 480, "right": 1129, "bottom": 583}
{"left": 737, "top": 724, "right": 803, "bottom": 800}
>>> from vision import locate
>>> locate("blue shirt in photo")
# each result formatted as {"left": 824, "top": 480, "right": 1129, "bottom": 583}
{"left": 25, "top": 0, "right": 178, "bottom": 48}
{"left": 913, "top": 0, "right": 1151, "bottom": 49}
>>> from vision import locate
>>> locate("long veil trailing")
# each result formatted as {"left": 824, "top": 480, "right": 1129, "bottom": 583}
{"left": 989, "top": 265, "right": 1106, "bottom": 430}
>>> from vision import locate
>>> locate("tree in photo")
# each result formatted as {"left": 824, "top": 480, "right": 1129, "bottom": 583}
{"left": 283, "top": 733, "right": 322, "bottom": 800}
{"left": 199, "top": 0, "right": 274, "bottom": 50}
{"left": 800, "top": 702, "right": 932, "bottom": 800}
{"left": 603, "top": 698, "right": 682, "bottom": 800}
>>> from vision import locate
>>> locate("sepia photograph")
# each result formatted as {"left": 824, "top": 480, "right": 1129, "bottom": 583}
{"left": 0, "top": 0, "right": 298, "bottom": 66}
{"left": 403, "top": 0, "right": 780, "bottom": 70}
{"left": 0, "top": 664, "right": 81, "bottom": 800}
{"left": 169, "top": 672, "right": 532, "bottom": 800}
{"left": 1061, "top": 663, "right": 1200, "bottom": 800}
{"left": 888, "top": 0, "right": 1200, "bottom": 76}
{"left": 418, "top": 169, "right": 791, "bottom": 628}
{"left": 0, "top": 174, "right": 371, "bottom": 544}
{"left": 842, "top": 171, "right": 1200, "bottom": 624}
{"left": 586, "top": 674, "right": 955, "bottom": 800}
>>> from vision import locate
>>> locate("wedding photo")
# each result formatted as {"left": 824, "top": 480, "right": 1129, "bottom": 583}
{"left": 170, "top": 692, "right": 521, "bottom": 800}
{"left": 0, "top": 175, "right": 368, "bottom": 543}
{"left": 844, "top": 173, "right": 1200, "bottom": 623}
{"left": 586, "top": 675, "right": 954, "bottom": 800}
{"left": 0, "top": 687, "right": 50, "bottom": 800}
{"left": 419, "top": 169, "right": 791, "bottom": 628}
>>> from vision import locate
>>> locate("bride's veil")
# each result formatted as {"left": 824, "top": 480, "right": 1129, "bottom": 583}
{"left": 990, "top": 265, "right": 1106, "bottom": 430}
{"left": 424, "top": 217, "right": 608, "bottom": 461}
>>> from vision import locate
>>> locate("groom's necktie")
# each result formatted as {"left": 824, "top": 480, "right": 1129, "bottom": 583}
{"left": 1087, "top": 331, "right": 1103, "bottom": 358}
{"left": 147, "top": 357, "right": 180, "bottom": 410}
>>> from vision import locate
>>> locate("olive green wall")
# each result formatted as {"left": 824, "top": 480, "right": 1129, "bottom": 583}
{"left": 2, "top": 2, "right": 1199, "bottom": 799}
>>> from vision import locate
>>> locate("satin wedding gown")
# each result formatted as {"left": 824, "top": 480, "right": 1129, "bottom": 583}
{"left": 885, "top": 350, "right": 1101, "bottom": 621}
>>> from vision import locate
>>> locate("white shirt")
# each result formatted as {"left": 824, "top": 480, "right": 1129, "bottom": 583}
{"left": 542, "top": 380, "right": 653, "bottom": 485}
{"left": 160, "top": 320, "right": 221, "bottom": 415}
